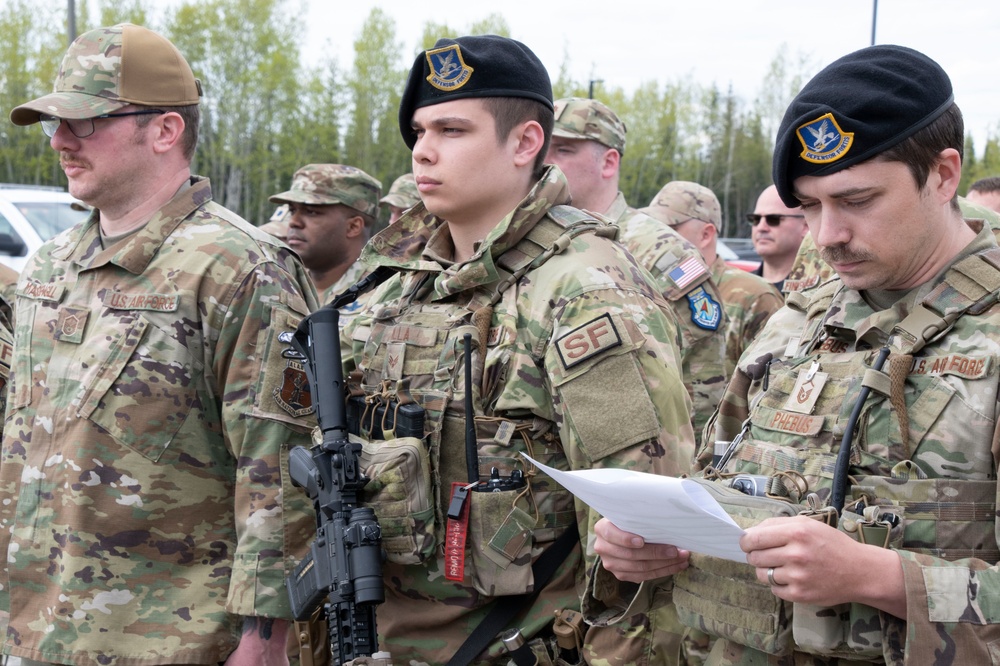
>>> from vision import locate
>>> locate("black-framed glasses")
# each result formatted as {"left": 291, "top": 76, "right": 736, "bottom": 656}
{"left": 745, "top": 213, "right": 805, "bottom": 227}
{"left": 39, "top": 110, "right": 165, "bottom": 139}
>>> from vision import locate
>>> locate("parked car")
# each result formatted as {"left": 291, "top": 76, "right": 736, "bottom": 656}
{"left": 0, "top": 184, "right": 91, "bottom": 271}
{"left": 717, "top": 238, "right": 760, "bottom": 273}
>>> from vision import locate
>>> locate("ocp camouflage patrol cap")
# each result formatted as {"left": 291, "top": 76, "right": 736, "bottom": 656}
{"left": 398, "top": 34, "right": 553, "bottom": 150}
{"left": 10, "top": 23, "right": 202, "bottom": 125}
{"left": 552, "top": 97, "right": 627, "bottom": 154}
{"left": 269, "top": 164, "right": 382, "bottom": 217}
{"left": 640, "top": 181, "right": 721, "bottom": 230}
{"left": 772, "top": 44, "right": 954, "bottom": 208}
{"left": 380, "top": 173, "right": 420, "bottom": 209}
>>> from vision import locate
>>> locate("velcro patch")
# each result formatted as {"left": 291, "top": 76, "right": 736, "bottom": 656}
{"left": 910, "top": 354, "right": 992, "bottom": 379}
{"left": 18, "top": 280, "right": 63, "bottom": 302}
{"left": 555, "top": 314, "right": 622, "bottom": 370}
{"left": 686, "top": 287, "right": 721, "bottom": 331}
{"left": 54, "top": 307, "right": 90, "bottom": 344}
{"left": 103, "top": 292, "right": 179, "bottom": 312}
{"left": 766, "top": 410, "right": 824, "bottom": 436}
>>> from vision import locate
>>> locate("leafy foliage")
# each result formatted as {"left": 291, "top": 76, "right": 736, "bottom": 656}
{"left": 3, "top": 1, "right": 998, "bottom": 233}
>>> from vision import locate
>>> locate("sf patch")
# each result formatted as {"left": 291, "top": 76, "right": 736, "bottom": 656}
{"left": 796, "top": 112, "right": 854, "bottom": 164}
{"left": 686, "top": 287, "right": 721, "bottom": 330}
{"left": 425, "top": 44, "right": 474, "bottom": 91}
{"left": 556, "top": 313, "right": 622, "bottom": 370}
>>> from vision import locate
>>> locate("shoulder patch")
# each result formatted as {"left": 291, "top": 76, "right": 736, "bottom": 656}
{"left": 555, "top": 314, "right": 622, "bottom": 370}
{"left": 668, "top": 256, "right": 708, "bottom": 290}
{"left": 686, "top": 287, "right": 722, "bottom": 331}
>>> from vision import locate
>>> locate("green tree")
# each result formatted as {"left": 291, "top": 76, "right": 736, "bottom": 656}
{"left": 0, "top": 2, "right": 73, "bottom": 185}
{"left": 344, "top": 8, "right": 408, "bottom": 193}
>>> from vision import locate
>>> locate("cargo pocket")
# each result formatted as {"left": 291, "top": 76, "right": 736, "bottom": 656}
{"left": 359, "top": 435, "right": 435, "bottom": 564}
{"left": 79, "top": 314, "right": 201, "bottom": 461}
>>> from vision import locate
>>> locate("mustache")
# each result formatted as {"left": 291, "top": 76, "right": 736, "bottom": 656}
{"left": 820, "top": 244, "right": 875, "bottom": 265}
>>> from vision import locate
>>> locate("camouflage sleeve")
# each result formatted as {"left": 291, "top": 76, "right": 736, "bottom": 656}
{"left": 737, "top": 286, "right": 784, "bottom": 357}
{"left": 542, "top": 285, "right": 695, "bottom": 567}
{"left": 215, "top": 262, "right": 317, "bottom": 619}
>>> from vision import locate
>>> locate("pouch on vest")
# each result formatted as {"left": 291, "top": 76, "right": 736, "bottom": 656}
{"left": 791, "top": 500, "right": 904, "bottom": 660}
{"left": 672, "top": 479, "right": 797, "bottom": 656}
{"left": 468, "top": 487, "right": 536, "bottom": 596}
{"left": 357, "top": 434, "right": 435, "bottom": 565}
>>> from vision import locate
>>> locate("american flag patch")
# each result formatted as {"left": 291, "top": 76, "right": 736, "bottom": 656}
{"left": 668, "top": 257, "right": 706, "bottom": 290}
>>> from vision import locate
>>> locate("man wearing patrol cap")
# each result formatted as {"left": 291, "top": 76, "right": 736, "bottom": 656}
{"left": 379, "top": 172, "right": 420, "bottom": 225}
{"left": 547, "top": 97, "right": 728, "bottom": 451}
{"left": 5, "top": 23, "right": 318, "bottom": 666}
{"left": 269, "top": 163, "right": 381, "bottom": 309}
{"left": 643, "top": 181, "right": 783, "bottom": 378}
{"left": 587, "top": 44, "right": 1000, "bottom": 664}
{"left": 340, "top": 34, "right": 694, "bottom": 665}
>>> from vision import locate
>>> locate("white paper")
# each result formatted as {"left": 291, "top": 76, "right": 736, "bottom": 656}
{"left": 523, "top": 454, "right": 748, "bottom": 562}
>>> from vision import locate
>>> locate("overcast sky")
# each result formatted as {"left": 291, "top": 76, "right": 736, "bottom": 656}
{"left": 307, "top": 0, "right": 1000, "bottom": 150}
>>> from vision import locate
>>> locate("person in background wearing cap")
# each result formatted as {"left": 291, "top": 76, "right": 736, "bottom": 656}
{"left": 379, "top": 172, "right": 420, "bottom": 225}
{"left": 4, "top": 24, "right": 318, "bottom": 666}
{"left": 644, "top": 181, "right": 782, "bottom": 379}
{"left": 338, "top": 34, "right": 694, "bottom": 665}
{"left": 546, "top": 97, "right": 727, "bottom": 453}
{"left": 259, "top": 203, "right": 291, "bottom": 241}
{"left": 966, "top": 176, "right": 1000, "bottom": 214}
{"left": 269, "top": 163, "right": 380, "bottom": 314}
{"left": 585, "top": 44, "right": 1000, "bottom": 664}
{"left": 747, "top": 184, "right": 808, "bottom": 292}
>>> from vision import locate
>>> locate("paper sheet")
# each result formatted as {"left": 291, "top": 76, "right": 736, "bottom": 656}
{"left": 523, "top": 454, "right": 748, "bottom": 562}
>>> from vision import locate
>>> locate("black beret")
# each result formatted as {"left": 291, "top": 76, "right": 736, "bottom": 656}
{"left": 772, "top": 44, "right": 954, "bottom": 207}
{"left": 398, "top": 34, "right": 554, "bottom": 149}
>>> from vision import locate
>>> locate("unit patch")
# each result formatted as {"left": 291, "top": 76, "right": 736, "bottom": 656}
{"left": 273, "top": 359, "right": 314, "bottom": 417}
{"left": 796, "top": 112, "right": 854, "bottom": 164}
{"left": 686, "top": 287, "right": 721, "bottom": 331}
{"left": 555, "top": 313, "right": 622, "bottom": 370}
{"left": 425, "top": 44, "right": 474, "bottom": 91}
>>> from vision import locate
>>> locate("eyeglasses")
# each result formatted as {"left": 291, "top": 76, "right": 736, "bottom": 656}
{"left": 39, "top": 110, "right": 165, "bottom": 139}
{"left": 745, "top": 213, "right": 805, "bottom": 227}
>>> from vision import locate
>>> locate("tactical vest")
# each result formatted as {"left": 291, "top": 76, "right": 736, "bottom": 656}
{"left": 352, "top": 206, "right": 613, "bottom": 597}
{"left": 675, "top": 247, "right": 1000, "bottom": 661}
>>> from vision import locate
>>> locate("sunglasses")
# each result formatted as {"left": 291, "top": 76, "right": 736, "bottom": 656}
{"left": 745, "top": 213, "right": 805, "bottom": 227}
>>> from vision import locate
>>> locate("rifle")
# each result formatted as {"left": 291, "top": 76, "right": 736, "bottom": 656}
{"left": 285, "top": 268, "right": 394, "bottom": 665}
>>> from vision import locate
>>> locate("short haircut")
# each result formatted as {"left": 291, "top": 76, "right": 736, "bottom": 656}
{"left": 969, "top": 176, "right": 1000, "bottom": 194}
{"left": 482, "top": 97, "right": 554, "bottom": 180}
{"left": 878, "top": 102, "right": 963, "bottom": 210}
{"left": 135, "top": 104, "right": 200, "bottom": 162}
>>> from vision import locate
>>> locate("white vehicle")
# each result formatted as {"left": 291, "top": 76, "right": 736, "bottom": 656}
{"left": 0, "top": 184, "right": 91, "bottom": 272}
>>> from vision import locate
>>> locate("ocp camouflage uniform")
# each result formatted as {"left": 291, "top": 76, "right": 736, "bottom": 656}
{"left": 319, "top": 257, "right": 372, "bottom": 324}
{"left": 586, "top": 219, "right": 1000, "bottom": 664}
{"left": 610, "top": 194, "right": 728, "bottom": 449}
{"left": 0, "top": 177, "right": 319, "bottom": 665}
{"left": 711, "top": 256, "right": 783, "bottom": 379}
{"left": 342, "top": 166, "right": 695, "bottom": 665}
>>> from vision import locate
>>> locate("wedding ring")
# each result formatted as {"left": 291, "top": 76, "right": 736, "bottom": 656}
{"left": 767, "top": 567, "right": 782, "bottom": 586}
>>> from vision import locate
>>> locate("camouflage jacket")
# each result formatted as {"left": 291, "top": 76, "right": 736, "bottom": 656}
{"left": 710, "top": 257, "right": 783, "bottom": 380}
{"left": 587, "top": 221, "right": 1000, "bottom": 664}
{"left": 318, "top": 258, "right": 373, "bottom": 328}
{"left": 610, "top": 193, "right": 728, "bottom": 450}
{"left": 342, "top": 166, "right": 694, "bottom": 665}
{"left": 0, "top": 177, "right": 318, "bottom": 666}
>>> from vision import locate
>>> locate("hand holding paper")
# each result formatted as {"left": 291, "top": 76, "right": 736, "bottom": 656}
{"left": 523, "top": 454, "right": 749, "bottom": 562}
